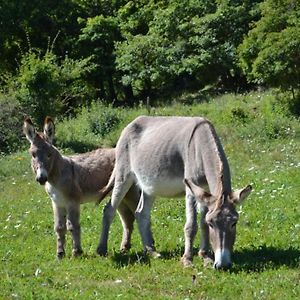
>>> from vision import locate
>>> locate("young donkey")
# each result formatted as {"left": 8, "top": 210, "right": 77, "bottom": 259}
{"left": 98, "top": 116, "right": 252, "bottom": 269}
{"left": 23, "top": 117, "right": 139, "bottom": 259}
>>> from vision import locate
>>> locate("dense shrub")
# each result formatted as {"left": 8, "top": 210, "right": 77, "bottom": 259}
{"left": 0, "top": 94, "right": 25, "bottom": 153}
{"left": 9, "top": 50, "right": 96, "bottom": 125}
{"left": 88, "top": 105, "right": 122, "bottom": 137}
{"left": 55, "top": 102, "right": 130, "bottom": 152}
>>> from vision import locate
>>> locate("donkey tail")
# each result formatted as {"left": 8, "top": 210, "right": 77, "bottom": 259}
{"left": 96, "top": 167, "right": 115, "bottom": 205}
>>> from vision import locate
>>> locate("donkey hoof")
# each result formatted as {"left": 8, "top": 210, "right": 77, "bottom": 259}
{"left": 198, "top": 249, "right": 208, "bottom": 258}
{"left": 181, "top": 256, "right": 193, "bottom": 268}
{"left": 150, "top": 251, "right": 162, "bottom": 259}
{"left": 97, "top": 246, "right": 108, "bottom": 257}
{"left": 203, "top": 256, "right": 214, "bottom": 268}
{"left": 120, "top": 244, "right": 131, "bottom": 253}
{"left": 72, "top": 248, "right": 83, "bottom": 257}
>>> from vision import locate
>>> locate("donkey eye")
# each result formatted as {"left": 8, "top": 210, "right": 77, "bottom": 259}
{"left": 208, "top": 222, "right": 214, "bottom": 229}
{"left": 32, "top": 152, "right": 36, "bottom": 158}
{"left": 231, "top": 222, "right": 237, "bottom": 228}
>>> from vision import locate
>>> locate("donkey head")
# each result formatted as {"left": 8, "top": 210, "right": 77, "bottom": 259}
{"left": 184, "top": 178, "right": 251, "bottom": 270}
{"left": 23, "top": 117, "right": 56, "bottom": 185}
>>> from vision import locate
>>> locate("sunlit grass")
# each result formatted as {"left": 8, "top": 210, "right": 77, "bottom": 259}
{"left": 0, "top": 91, "right": 299, "bottom": 299}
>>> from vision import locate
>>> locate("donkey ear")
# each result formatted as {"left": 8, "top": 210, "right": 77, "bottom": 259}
{"left": 23, "top": 118, "right": 36, "bottom": 143}
{"left": 43, "top": 116, "right": 55, "bottom": 144}
{"left": 184, "top": 178, "right": 214, "bottom": 205}
{"left": 229, "top": 185, "right": 252, "bottom": 205}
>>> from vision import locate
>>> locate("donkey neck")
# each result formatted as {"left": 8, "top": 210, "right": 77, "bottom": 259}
{"left": 200, "top": 123, "right": 232, "bottom": 198}
{"left": 47, "top": 147, "right": 70, "bottom": 185}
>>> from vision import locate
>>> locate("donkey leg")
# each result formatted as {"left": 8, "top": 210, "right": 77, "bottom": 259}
{"left": 66, "top": 202, "right": 83, "bottom": 257}
{"left": 117, "top": 201, "right": 135, "bottom": 252}
{"left": 52, "top": 203, "right": 67, "bottom": 259}
{"left": 117, "top": 185, "right": 141, "bottom": 252}
{"left": 198, "top": 206, "right": 210, "bottom": 257}
{"left": 198, "top": 206, "right": 213, "bottom": 266}
{"left": 181, "top": 194, "right": 198, "bottom": 267}
{"left": 135, "top": 193, "right": 160, "bottom": 258}
{"left": 97, "top": 176, "right": 134, "bottom": 256}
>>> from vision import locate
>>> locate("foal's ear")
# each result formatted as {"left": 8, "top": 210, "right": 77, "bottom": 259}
{"left": 23, "top": 118, "right": 36, "bottom": 143}
{"left": 229, "top": 185, "right": 252, "bottom": 205}
{"left": 184, "top": 178, "right": 215, "bottom": 206}
{"left": 43, "top": 116, "right": 55, "bottom": 144}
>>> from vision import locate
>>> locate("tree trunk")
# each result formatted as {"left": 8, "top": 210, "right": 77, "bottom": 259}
{"left": 123, "top": 84, "right": 135, "bottom": 106}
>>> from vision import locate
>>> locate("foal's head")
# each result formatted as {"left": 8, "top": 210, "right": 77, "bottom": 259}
{"left": 184, "top": 178, "right": 252, "bottom": 270}
{"left": 23, "top": 117, "right": 57, "bottom": 185}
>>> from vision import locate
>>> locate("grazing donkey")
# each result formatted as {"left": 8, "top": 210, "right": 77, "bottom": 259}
{"left": 23, "top": 117, "right": 139, "bottom": 259}
{"left": 97, "top": 116, "right": 251, "bottom": 269}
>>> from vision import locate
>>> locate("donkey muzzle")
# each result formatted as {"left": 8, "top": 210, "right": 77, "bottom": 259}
{"left": 36, "top": 167, "right": 48, "bottom": 185}
{"left": 213, "top": 248, "right": 232, "bottom": 270}
{"left": 36, "top": 175, "right": 47, "bottom": 185}
{"left": 214, "top": 261, "right": 232, "bottom": 270}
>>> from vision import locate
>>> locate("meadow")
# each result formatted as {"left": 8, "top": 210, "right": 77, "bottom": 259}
{"left": 0, "top": 91, "right": 299, "bottom": 299}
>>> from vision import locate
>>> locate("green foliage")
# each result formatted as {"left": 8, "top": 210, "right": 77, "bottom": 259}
{"left": 55, "top": 102, "right": 137, "bottom": 152}
{"left": 115, "top": 0, "right": 261, "bottom": 97}
{"left": 10, "top": 50, "right": 95, "bottom": 125}
{"left": 0, "top": 0, "right": 299, "bottom": 105}
{"left": 238, "top": 0, "right": 300, "bottom": 93}
{"left": 78, "top": 14, "right": 120, "bottom": 100}
{"left": 88, "top": 106, "right": 122, "bottom": 137}
{"left": 0, "top": 0, "right": 82, "bottom": 73}
{"left": 0, "top": 94, "right": 25, "bottom": 153}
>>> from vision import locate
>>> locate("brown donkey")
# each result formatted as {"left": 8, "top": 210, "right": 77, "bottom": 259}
{"left": 23, "top": 117, "right": 139, "bottom": 259}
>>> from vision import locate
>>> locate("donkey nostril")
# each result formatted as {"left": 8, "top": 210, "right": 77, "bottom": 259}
{"left": 214, "top": 262, "right": 232, "bottom": 270}
{"left": 36, "top": 176, "right": 47, "bottom": 185}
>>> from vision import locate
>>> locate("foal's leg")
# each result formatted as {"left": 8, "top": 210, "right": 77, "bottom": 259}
{"left": 117, "top": 201, "right": 135, "bottom": 252}
{"left": 66, "top": 202, "right": 83, "bottom": 257}
{"left": 135, "top": 192, "right": 160, "bottom": 258}
{"left": 181, "top": 193, "right": 197, "bottom": 267}
{"left": 117, "top": 185, "right": 142, "bottom": 252}
{"left": 52, "top": 202, "right": 67, "bottom": 259}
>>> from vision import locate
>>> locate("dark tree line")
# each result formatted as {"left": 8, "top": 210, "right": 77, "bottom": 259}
{"left": 0, "top": 0, "right": 299, "bottom": 112}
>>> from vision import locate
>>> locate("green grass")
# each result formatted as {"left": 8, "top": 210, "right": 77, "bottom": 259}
{"left": 1, "top": 91, "right": 300, "bottom": 299}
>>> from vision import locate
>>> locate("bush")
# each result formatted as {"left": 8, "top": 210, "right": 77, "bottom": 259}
{"left": 10, "top": 50, "right": 96, "bottom": 125}
{"left": 55, "top": 102, "right": 125, "bottom": 152}
{"left": 88, "top": 105, "right": 121, "bottom": 137}
{"left": 0, "top": 93, "right": 25, "bottom": 153}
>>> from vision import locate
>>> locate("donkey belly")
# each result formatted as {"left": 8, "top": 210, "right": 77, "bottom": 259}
{"left": 134, "top": 170, "right": 185, "bottom": 197}
{"left": 130, "top": 136, "right": 186, "bottom": 197}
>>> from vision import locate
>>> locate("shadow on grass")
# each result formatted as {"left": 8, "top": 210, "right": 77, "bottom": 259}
{"left": 111, "top": 245, "right": 300, "bottom": 272}
{"left": 111, "top": 246, "right": 184, "bottom": 268}
{"left": 231, "top": 245, "right": 300, "bottom": 273}
{"left": 111, "top": 251, "right": 151, "bottom": 268}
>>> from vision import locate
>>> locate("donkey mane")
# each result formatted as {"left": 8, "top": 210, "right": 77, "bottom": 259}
{"left": 191, "top": 119, "right": 227, "bottom": 207}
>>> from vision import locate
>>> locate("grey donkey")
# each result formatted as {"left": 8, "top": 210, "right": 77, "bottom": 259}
{"left": 97, "top": 116, "right": 251, "bottom": 269}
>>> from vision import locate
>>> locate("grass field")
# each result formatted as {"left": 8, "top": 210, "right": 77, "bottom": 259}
{"left": 0, "top": 91, "right": 299, "bottom": 299}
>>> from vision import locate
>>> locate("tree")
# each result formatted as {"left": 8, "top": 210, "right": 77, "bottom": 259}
{"left": 238, "top": 0, "right": 300, "bottom": 96}
{"left": 0, "top": 0, "right": 82, "bottom": 73}
{"left": 78, "top": 15, "right": 120, "bottom": 101}
{"left": 115, "top": 0, "right": 261, "bottom": 99}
